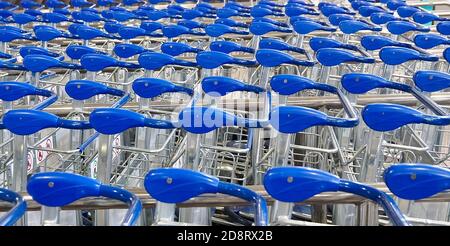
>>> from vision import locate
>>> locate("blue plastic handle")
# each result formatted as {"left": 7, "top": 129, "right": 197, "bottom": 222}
{"left": 0, "top": 1, "right": 14, "bottom": 9}
{"left": 370, "top": 12, "right": 399, "bottom": 25}
{"left": 210, "top": 41, "right": 254, "bottom": 54}
{"left": 161, "top": 42, "right": 202, "bottom": 56}
{"left": 45, "top": 0, "right": 65, "bottom": 8}
{"left": 54, "top": 8, "right": 71, "bottom": 16}
{"left": 362, "top": 103, "right": 450, "bottom": 131}
{"left": 140, "top": 21, "right": 163, "bottom": 33}
{"left": 178, "top": 19, "right": 205, "bottom": 29}
{"left": 34, "top": 25, "right": 74, "bottom": 42}
{"left": 264, "top": 167, "right": 409, "bottom": 226}
{"left": 89, "top": 108, "right": 175, "bottom": 134}
{"left": 71, "top": 0, "right": 92, "bottom": 7}
{"left": 144, "top": 168, "right": 268, "bottom": 226}
{"left": 81, "top": 53, "right": 140, "bottom": 72}
{"left": 309, "top": 37, "right": 358, "bottom": 52}
{"left": 215, "top": 18, "right": 248, "bottom": 28}
{"left": 384, "top": 164, "right": 450, "bottom": 200}
{"left": 316, "top": 48, "right": 375, "bottom": 66}
{"left": 386, "top": 0, "right": 407, "bottom": 11}
{"left": 27, "top": 172, "right": 141, "bottom": 226}
{"left": 110, "top": 10, "right": 140, "bottom": 22}
{"left": 413, "top": 11, "right": 448, "bottom": 24}
{"left": 132, "top": 77, "right": 193, "bottom": 99}
{"left": 269, "top": 106, "right": 359, "bottom": 133}
{"left": 12, "top": 13, "right": 38, "bottom": 25}
{"left": 0, "top": 51, "right": 11, "bottom": 59}
{"left": 396, "top": 5, "right": 421, "bottom": 18}
{"left": 0, "top": 82, "right": 52, "bottom": 101}
{"left": 205, "top": 23, "right": 248, "bottom": 37}
{"left": 25, "top": 9, "right": 43, "bottom": 17}
{"left": 379, "top": 47, "right": 438, "bottom": 65}
{"left": 328, "top": 13, "right": 355, "bottom": 26}
{"left": 341, "top": 73, "right": 411, "bottom": 94}
{"left": 196, "top": 51, "right": 257, "bottom": 69}
{"left": 414, "top": 34, "right": 450, "bottom": 49}
{"left": 445, "top": 47, "right": 450, "bottom": 63}
{"left": 249, "top": 21, "right": 292, "bottom": 35}
{"left": 293, "top": 20, "right": 336, "bottom": 35}
{"left": 118, "top": 26, "right": 162, "bottom": 39}
{"left": 103, "top": 22, "right": 122, "bottom": 34}
{"left": 76, "top": 24, "right": 119, "bottom": 40}
{"left": 0, "top": 188, "right": 26, "bottom": 226}
{"left": 339, "top": 20, "right": 382, "bottom": 34}
{"left": 66, "top": 45, "right": 105, "bottom": 60}
{"left": 256, "top": 49, "right": 315, "bottom": 67}
{"left": 202, "top": 76, "right": 264, "bottom": 96}
{"left": 0, "top": 60, "right": 26, "bottom": 71}
{"left": 321, "top": 5, "right": 355, "bottom": 17}
{"left": 386, "top": 20, "right": 430, "bottom": 35}
{"left": 3, "top": 109, "right": 91, "bottom": 135}
{"left": 217, "top": 8, "right": 249, "bottom": 18}
{"left": 182, "top": 9, "right": 215, "bottom": 20}
{"left": 359, "top": 5, "right": 390, "bottom": 17}
{"left": 76, "top": 10, "right": 105, "bottom": 22}
{"left": 20, "top": 46, "right": 59, "bottom": 58}
{"left": 65, "top": 80, "right": 125, "bottom": 100}
{"left": 414, "top": 70, "right": 450, "bottom": 92}
{"left": 162, "top": 24, "right": 205, "bottom": 38}
{"left": 42, "top": 12, "right": 70, "bottom": 24}
{"left": 0, "top": 29, "right": 36, "bottom": 42}
{"left": 253, "top": 17, "right": 288, "bottom": 28}
{"left": 437, "top": 21, "right": 450, "bottom": 35}
{"left": 21, "top": 0, "right": 40, "bottom": 9}
{"left": 139, "top": 52, "right": 197, "bottom": 70}
{"left": 97, "top": 0, "right": 115, "bottom": 6}
{"left": 23, "top": 54, "right": 82, "bottom": 72}
{"left": 250, "top": 6, "right": 283, "bottom": 18}
{"left": 270, "top": 74, "right": 337, "bottom": 95}
{"left": 285, "top": 5, "right": 318, "bottom": 17}
{"left": 351, "top": 0, "right": 373, "bottom": 10}
{"left": 259, "top": 38, "right": 305, "bottom": 54}
{"left": 361, "top": 35, "right": 411, "bottom": 51}
{"left": 113, "top": 43, "right": 146, "bottom": 59}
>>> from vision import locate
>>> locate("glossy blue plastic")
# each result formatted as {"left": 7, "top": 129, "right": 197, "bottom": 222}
{"left": 71, "top": 0, "right": 91, "bottom": 7}
{"left": 253, "top": 17, "right": 288, "bottom": 27}
{"left": 12, "top": 13, "right": 37, "bottom": 25}
{"left": 202, "top": 76, "right": 264, "bottom": 96}
{"left": 97, "top": 0, "right": 115, "bottom": 6}
{"left": 445, "top": 47, "right": 450, "bottom": 63}
{"left": 54, "top": 8, "right": 71, "bottom": 16}
{"left": 361, "top": 35, "right": 411, "bottom": 51}
{"left": 285, "top": 6, "right": 318, "bottom": 17}
{"left": 76, "top": 10, "right": 104, "bottom": 22}
{"left": 66, "top": 45, "right": 105, "bottom": 60}
{"left": 0, "top": 1, "right": 13, "bottom": 9}
{"left": 386, "top": 20, "right": 429, "bottom": 35}
{"left": 215, "top": 18, "right": 248, "bottom": 28}
{"left": 140, "top": 21, "right": 163, "bottom": 33}
{"left": 316, "top": 48, "right": 375, "bottom": 66}
{"left": 0, "top": 187, "right": 27, "bottom": 226}
{"left": 217, "top": 8, "right": 248, "bottom": 18}
{"left": 269, "top": 106, "right": 358, "bottom": 133}
{"left": 76, "top": 25, "right": 118, "bottom": 40}
{"left": 42, "top": 12, "right": 69, "bottom": 23}
{"left": 0, "top": 82, "right": 52, "bottom": 101}
{"left": 414, "top": 70, "right": 450, "bottom": 92}
{"left": 178, "top": 19, "right": 205, "bottom": 29}
{"left": 351, "top": 0, "right": 373, "bottom": 10}
{"left": 179, "top": 106, "right": 265, "bottom": 134}
{"left": 386, "top": 0, "right": 407, "bottom": 10}
{"left": 0, "top": 29, "right": 35, "bottom": 42}
{"left": 249, "top": 21, "right": 291, "bottom": 35}
{"left": 0, "top": 60, "right": 26, "bottom": 71}
{"left": 359, "top": 5, "right": 390, "bottom": 17}
{"left": 161, "top": 42, "right": 202, "bottom": 56}
{"left": 110, "top": 10, "right": 140, "bottom": 22}
{"left": 103, "top": 22, "right": 122, "bottom": 34}
{"left": 89, "top": 108, "right": 175, "bottom": 134}
{"left": 384, "top": 164, "right": 450, "bottom": 200}
{"left": 379, "top": 47, "right": 438, "bottom": 65}
{"left": 20, "top": 46, "right": 59, "bottom": 58}
{"left": 0, "top": 9, "right": 13, "bottom": 18}
{"left": 182, "top": 9, "right": 215, "bottom": 20}
{"left": 139, "top": 52, "right": 197, "bottom": 70}
{"left": 321, "top": 5, "right": 355, "bottom": 17}
{"left": 118, "top": 26, "right": 162, "bottom": 39}
{"left": 437, "top": 21, "right": 450, "bottom": 35}
{"left": 293, "top": 20, "right": 336, "bottom": 35}
{"left": 113, "top": 43, "right": 146, "bottom": 59}
{"left": 65, "top": 80, "right": 124, "bottom": 100}
{"left": 23, "top": 54, "right": 82, "bottom": 72}
{"left": 205, "top": 23, "right": 248, "bottom": 37}
{"left": 256, "top": 49, "right": 315, "bottom": 67}
{"left": 270, "top": 75, "right": 336, "bottom": 95}
{"left": 81, "top": 53, "right": 140, "bottom": 72}
{"left": 397, "top": 6, "right": 421, "bottom": 17}
{"left": 132, "top": 78, "right": 193, "bottom": 99}
{"left": 259, "top": 38, "right": 305, "bottom": 54}
{"left": 0, "top": 51, "right": 11, "bottom": 59}
{"left": 196, "top": 51, "right": 256, "bottom": 69}
{"left": 21, "top": 0, "right": 40, "bottom": 8}
{"left": 210, "top": 41, "right": 254, "bottom": 54}
{"left": 162, "top": 24, "right": 205, "bottom": 38}
{"left": 339, "top": 20, "right": 381, "bottom": 34}
{"left": 27, "top": 172, "right": 141, "bottom": 226}
{"left": 341, "top": 73, "right": 411, "bottom": 94}
{"left": 250, "top": 6, "right": 283, "bottom": 18}
{"left": 370, "top": 12, "right": 399, "bottom": 25}
{"left": 34, "top": 25, "right": 72, "bottom": 42}
{"left": 413, "top": 11, "right": 448, "bottom": 24}
{"left": 309, "top": 37, "right": 358, "bottom": 52}
{"left": 414, "top": 34, "right": 450, "bottom": 49}
{"left": 3, "top": 109, "right": 91, "bottom": 135}
{"left": 362, "top": 103, "right": 450, "bottom": 131}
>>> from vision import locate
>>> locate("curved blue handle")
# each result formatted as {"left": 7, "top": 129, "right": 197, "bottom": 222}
{"left": 384, "top": 164, "right": 450, "bottom": 200}
{"left": 437, "top": 21, "right": 450, "bottom": 35}
{"left": 0, "top": 188, "right": 26, "bottom": 226}
{"left": 351, "top": 0, "right": 373, "bottom": 10}
{"left": 293, "top": 20, "right": 336, "bottom": 35}
{"left": 250, "top": 6, "right": 283, "bottom": 18}
{"left": 113, "top": 43, "right": 146, "bottom": 59}
{"left": 89, "top": 108, "right": 175, "bottom": 135}
{"left": 386, "top": 20, "right": 430, "bottom": 35}
{"left": 139, "top": 52, "right": 197, "bottom": 70}
{"left": 65, "top": 80, "right": 125, "bottom": 100}
{"left": 202, "top": 76, "right": 264, "bottom": 96}
{"left": 446, "top": 47, "right": 450, "bottom": 63}
{"left": 76, "top": 24, "right": 119, "bottom": 40}
{"left": 178, "top": 19, "right": 205, "bottom": 29}
{"left": 361, "top": 35, "right": 411, "bottom": 51}
{"left": 259, "top": 38, "right": 305, "bottom": 54}
{"left": 414, "top": 34, "right": 450, "bottom": 49}
{"left": 0, "top": 82, "right": 52, "bottom": 101}
{"left": 42, "top": 12, "right": 70, "bottom": 24}
{"left": 339, "top": 20, "right": 382, "bottom": 34}
{"left": 270, "top": 106, "right": 359, "bottom": 133}
{"left": 0, "top": 29, "right": 36, "bottom": 42}
{"left": 0, "top": 51, "right": 11, "bottom": 59}
{"left": 132, "top": 77, "right": 193, "bottom": 99}
{"left": 205, "top": 23, "right": 248, "bottom": 37}
{"left": 328, "top": 13, "right": 354, "bottom": 26}
{"left": 321, "top": 5, "right": 355, "bottom": 17}
{"left": 53, "top": 8, "right": 71, "bottom": 16}
{"left": 414, "top": 70, "right": 450, "bottom": 92}
{"left": 253, "top": 17, "right": 288, "bottom": 28}
{"left": 34, "top": 25, "right": 73, "bottom": 42}
{"left": 217, "top": 8, "right": 249, "bottom": 18}
{"left": 249, "top": 21, "right": 291, "bottom": 35}
{"left": 182, "top": 9, "right": 215, "bottom": 20}
{"left": 103, "top": 22, "right": 122, "bottom": 34}
{"left": 285, "top": 5, "right": 318, "bottom": 17}
{"left": 210, "top": 41, "right": 254, "bottom": 54}
{"left": 359, "top": 5, "right": 390, "bottom": 17}
{"left": 264, "top": 167, "right": 409, "bottom": 226}
{"left": 118, "top": 26, "right": 161, "bottom": 39}
{"left": 362, "top": 103, "right": 450, "bottom": 131}
{"left": 21, "top": 0, "right": 40, "bottom": 8}
{"left": 256, "top": 49, "right": 315, "bottom": 67}
{"left": 0, "top": 1, "right": 14, "bottom": 9}
{"left": 162, "top": 24, "right": 205, "bottom": 38}
{"left": 161, "top": 42, "right": 202, "bottom": 56}
{"left": 310, "top": 37, "right": 358, "bottom": 52}
{"left": 71, "top": 0, "right": 92, "bottom": 7}
{"left": 178, "top": 106, "right": 265, "bottom": 134}
{"left": 20, "top": 46, "right": 59, "bottom": 58}
{"left": 342, "top": 73, "right": 411, "bottom": 94}
{"left": 23, "top": 54, "right": 82, "bottom": 72}
{"left": 215, "top": 18, "right": 248, "bottom": 28}
{"left": 76, "top": 10, "right": 105, "bottom": 22}
{"left": 81, "top": 53, "right": 140, "bottom": 72}
{"left": 196, "top": 51, "right": 257, "bottom": 69}
{"left": 140, "top": 21, "right": 163, "bottom": 33}
{"left": 317, "top": 48, "right": 375, "bottom": 66}
{"left": 12, "top": 13, "right": 38, "bottom": 25}
{"left": 0, "top": 60, "right": 26, "bottom": 71}
{"left": 413, "top": 11, "right": 447, "bottom": 24}
{"left": 379, "top": 47, "right": 439, "bottom": 65}
{"left": 270, "top": 74, "right": 337, "bottom": 95}
{"left": 386, "top": 0, "right": 407, "bottom": 11}
{"left": 397, "top": 6, "right": 421, "bottom": 18}
{"left": 66, "top": 45, "right": 105, "bottom": 60}
{"left": 27, "top": 172, "right": 141, "bottom": 226}
{"left": 370, "top": 12, "right": 399, "bottom": 25}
